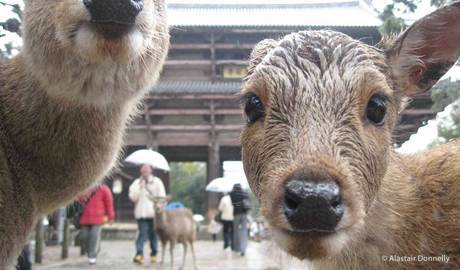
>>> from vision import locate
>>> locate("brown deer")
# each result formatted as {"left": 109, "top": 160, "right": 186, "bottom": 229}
{"left": 240, "top": 3, "right": 460, "bottom": 270}
{"left": 154, "top": 197, "right": 198, "bottom": 270}
{"left": 0, "top": 0, "right": 168, "bottom": 268}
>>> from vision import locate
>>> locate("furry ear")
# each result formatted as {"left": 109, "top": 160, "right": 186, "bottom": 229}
{"left": 245, "top": 39, "right": 278, "bottom": 79}
{"left": 388, "top": 2, "right": 460, "bottom": 96}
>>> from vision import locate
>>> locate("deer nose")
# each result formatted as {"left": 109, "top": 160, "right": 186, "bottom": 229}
{"left": 284, "top": 179, "right": 343, "bottom": 232}
{"left": 84, "top": 0, "right": 144, "bottom": 24}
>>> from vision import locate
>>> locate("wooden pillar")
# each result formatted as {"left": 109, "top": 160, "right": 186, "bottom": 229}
{"left": 144, "top": 102, "right": 158, "bottom": 150}
{"left": 35, "top": 217, "right": 44, "bottom": 264}
{"left": 207, "top": 101, "right": 220, "bottom": 217}
{"left": 210, "top": 33, "right": 217, "bottom": 82}
{"left": 61, "top": 218, "right": 70, "bottom": 259}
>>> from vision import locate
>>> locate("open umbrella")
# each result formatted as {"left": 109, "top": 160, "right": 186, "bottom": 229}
{"left": 193, "top": 214, "right": 205, "bottom": 223}
{"left": 124, "top": 149, "right": 170, "bottom": 171}
{"left": 206, "top": 177, "right": 248, "bottom": 193}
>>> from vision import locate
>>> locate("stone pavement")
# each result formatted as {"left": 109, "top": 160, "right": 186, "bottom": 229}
{"left": 34, "top": 240, "right": 309, "bottom": 270}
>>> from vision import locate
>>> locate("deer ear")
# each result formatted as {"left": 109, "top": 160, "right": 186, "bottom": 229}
{"left": 246, "top": 39, "right": 278, "bottom": 78}
{"left": 388, "top": 3, "right": 460, "bottom": 96}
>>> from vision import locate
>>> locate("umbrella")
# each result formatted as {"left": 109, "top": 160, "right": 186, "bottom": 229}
{"left": 124, "top": 149, "right": 170, "bottom": 171}
{"left": 206, "top": 177, "right": 248, "bottom": 193}
{"left": 166, "top": 202, "right": 185, "bottom": 209}
{"left": 193, "top": 214, "right": 205, "bottom": 223}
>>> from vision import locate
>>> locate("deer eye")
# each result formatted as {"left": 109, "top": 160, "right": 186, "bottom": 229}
{"left": 366, "top": 94, "right": 387, "bottom": 125}
{"left": 243, "top": 93, "right": 265, "bottom": 124}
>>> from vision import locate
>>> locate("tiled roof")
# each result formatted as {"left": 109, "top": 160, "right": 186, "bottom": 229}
{"left": 167, "top": 0, "right": 381, "bottom": 27}
{"left": 151, "top": 80, "right": 242, "bottom": 94}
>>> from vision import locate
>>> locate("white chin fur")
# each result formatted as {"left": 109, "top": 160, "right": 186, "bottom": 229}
{"left": 127, "top": 30, "right": 144, "bottom": 57}
{"left": 74, "top": 25, "right": 144, "bottom": 63}
{"left": 272, "top": 226, "right": 350, "bottom": 258}
{"left": 75, "top": 26, "right": 97, "bottom": 56}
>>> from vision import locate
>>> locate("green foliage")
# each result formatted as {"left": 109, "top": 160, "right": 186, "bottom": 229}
{"left": 431, "top": 0, "right": 454, "bottom": 6}
{"left": 378, "top": 0, "right": 447, "bottom": 35}
{"left": 0, "top": 1, "right": 22, "bottom": 58}
{"left": 379, "top": 5, "right": 406, "bottom": 35}
{"left": 430, "top": 79, "right": 460, "bottom": 146}
{"left": 379, "top": 0, "right": 460, "bottom": 146}
{"left": 378, "top": 1, "right": 415, "bottom": 35}
{"left": 431, "top": 80, "right": 460, "bottom": 113}
{"left": 169, "top": 162, "right": 207, "bottom": 215}
{"left": 438, "top": 102, "right": 460, "bottom": 141}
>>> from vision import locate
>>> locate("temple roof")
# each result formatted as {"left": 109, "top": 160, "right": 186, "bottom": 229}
{"left": 167, "top": 0, "right": 381, "bottom": 28}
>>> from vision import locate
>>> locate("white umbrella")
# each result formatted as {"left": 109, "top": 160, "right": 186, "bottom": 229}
{"left": 125, "top": 149, "right": 170, "bottom": 171}
{"left": 193, "top": 214, "right": 205, "bottom": 223}
{"left": 206, "top": 177, "right": 248, "bottom": 193}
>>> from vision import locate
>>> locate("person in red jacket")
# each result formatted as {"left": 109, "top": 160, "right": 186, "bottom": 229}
{"left": 79, "top": 184, "right": 114, "bottom": 265}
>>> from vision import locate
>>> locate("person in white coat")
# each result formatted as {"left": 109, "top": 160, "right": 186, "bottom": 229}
{"left": 129, "top": 164, "right": 166, "bottom": 265}
{"left": 218, "top": 193, "right": 234, "bottom": 250}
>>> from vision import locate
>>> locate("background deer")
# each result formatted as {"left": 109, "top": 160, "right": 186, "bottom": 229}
{"left": 240, "top": 3, "right": 460, "bottom": 270}
{"left": 154, "top": 197, "right": 198, "bottom": 270}
{"left": 0, "top": 0, "right": 169, "bottom": 268}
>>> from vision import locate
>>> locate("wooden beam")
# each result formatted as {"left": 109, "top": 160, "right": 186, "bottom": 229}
{"left": 148, "top": 108, "right": 242, "bottom": 116}
{"left": 216, "top": 60, "right": 248, "bottom": 65}
{"left": 129, "top": 124, "right": 244, "bottom": 132}
{"left": 147, "top": 94, "right": 238, "bottom": 100}
{"left": 125, "top": 132, "right": 241, "bottom": 146}
{"left": 170, "top": 43, "right": 255, "bottom": 50}
{"left": 395, "top": 124, "right": 417, "bottom": 131}
{"left": 165, "top": 60, "right": 212, "bottom": 65}
{"left": 164, "top": 59, "right": 248, "bottom": 66}
{"left": 401, "top": 109, "right": 434, "bottom": 116}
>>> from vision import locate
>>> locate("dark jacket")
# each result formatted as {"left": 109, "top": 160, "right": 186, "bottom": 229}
{"left": 230, "top": 185, "right": 249, "bottom": 215}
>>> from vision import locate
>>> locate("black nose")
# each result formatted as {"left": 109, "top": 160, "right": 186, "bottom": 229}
{"left": 84, "top": 0, "right": 143, "bottom": 37}
{"left": 284, "top": 179, "right": 343, "bottom": 232}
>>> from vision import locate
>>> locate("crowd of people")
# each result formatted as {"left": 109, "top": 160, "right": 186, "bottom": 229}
{"left": 17, "top": 164, "right": 253, "bottom": 268}
{"left": 210, "top": 184, "right": 251, "bottom": 256}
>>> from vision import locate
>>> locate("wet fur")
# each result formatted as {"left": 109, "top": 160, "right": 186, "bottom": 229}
{"left": 240, "top": 3, "right": 460, "bottom": 270}
{"left": 0, "top": 0, "right": 169, "bottom": 268}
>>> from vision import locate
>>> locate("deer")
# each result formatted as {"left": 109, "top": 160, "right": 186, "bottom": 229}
{"left": 153, "top": 197, "right": 198, "bottom": 270}
{"left": 0, "top": 0, "right": 169, "bottom": 268}
{"left": 239, "top": 3, "right": 460, "bottom": 270}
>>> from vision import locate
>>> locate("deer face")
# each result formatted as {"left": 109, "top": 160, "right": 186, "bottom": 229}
{"left": 153, "top": 196, "right": 170, "bottom": 216}
{"left": 240, "top": 4, "right": 460, "bottom": 260}
{"left": 23, "top": 0, "right": 169, "bottom": 64}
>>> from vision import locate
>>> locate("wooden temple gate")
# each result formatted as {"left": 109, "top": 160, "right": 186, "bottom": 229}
{"left": 114, "top": 0, "right": 436, "bottom": 221}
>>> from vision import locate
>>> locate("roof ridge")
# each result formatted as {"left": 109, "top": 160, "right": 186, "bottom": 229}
{"left": 168, "top": 1, "right": 360, "bottom": 9}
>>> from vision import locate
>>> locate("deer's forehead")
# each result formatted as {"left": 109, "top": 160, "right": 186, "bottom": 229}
{"left": 253, "top": 31, "right": 390, "bottom": 107}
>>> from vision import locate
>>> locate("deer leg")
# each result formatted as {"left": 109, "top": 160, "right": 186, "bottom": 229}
{"left": 170, "top": 240, "right": 176, "bottom": 270}
{"left": 179, "top": 242, "right": 187, "bottom": 270}
{"left": 190, "top": 241, "right": 197, "bottom": 270}
{"left": 161, "top": 241, "right": 166, "bottom": 265}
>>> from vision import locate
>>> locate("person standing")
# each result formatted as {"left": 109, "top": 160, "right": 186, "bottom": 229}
{"left": 79, "top": 184, "right": 115, "bottom": 265}
{"left": 16, "top": 243, "right": 32, "bottom": 270}
{"left": 218, "top": 193, "right": 234, "bottom": 250}
{"left": 129, "top": 164, "right": 166, "bottom": 265}
{"left": 230, "top": 184, "right": 250, "bottom": 256}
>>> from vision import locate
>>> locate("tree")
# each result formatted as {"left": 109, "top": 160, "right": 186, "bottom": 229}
{"left": 169, "top": 162, "right": 207, "bottom": 215}
{"left": 430, "top": 80, "right": 460, "bottom": 145}
{"left": 379, "top": 0, "right": 460, "bottom": 145}
{"left": 0, "top": 0, "right": 22, "bottom": 58}
{"left": 378, "top": 0, "right": 453, "bottom": 35}
{"left": 437, "top": 102, "right": 460, "bottom": 142}
{"left": 378, "top": 0, "right": 416, "bottom": 35}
